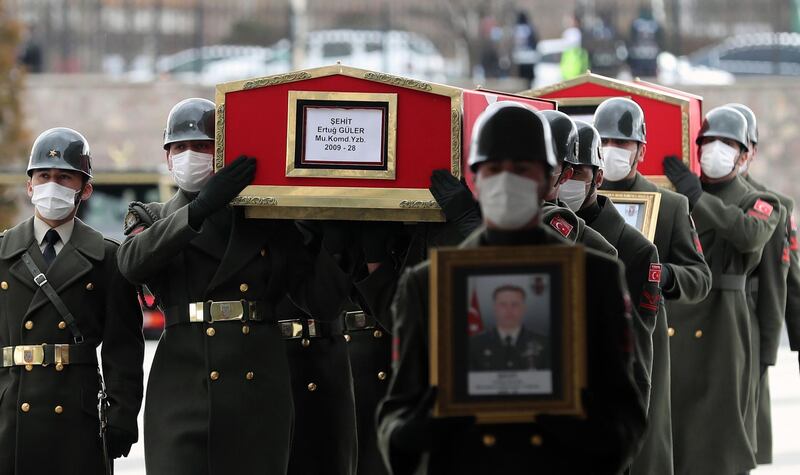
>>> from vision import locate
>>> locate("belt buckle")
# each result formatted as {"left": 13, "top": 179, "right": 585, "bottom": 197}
{"left": 188, "top": 302, "right": 205, "bottom": 323}
{"left": 209, "top": 300, "right": 244, "bottom": 322}
{"left": 53, "top": 344, "right": 70, "bottom": 365}
{"left": 14, "top": 345, "right": 44, "bottom": 366}
{"left": 279, "top": 320, "right": 304, "bottom": 338}
{"left": 345, "top": 311, "right": 368, "bottom": 330}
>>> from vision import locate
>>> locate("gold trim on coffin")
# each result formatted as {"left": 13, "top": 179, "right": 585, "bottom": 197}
{"left": 233, "top": 185, "right": 445, "bottom": 222}
{"left": 518, "top": 72, "right": 694, "bottom": 170}
{"left": 598, "top": 190, "right": 663, "bottom": 243}
{"left": 214, "top": 64, "right": 462, "bottom": 220}
{"left": 285, "top": 91, "right": 398, "bottom": 180}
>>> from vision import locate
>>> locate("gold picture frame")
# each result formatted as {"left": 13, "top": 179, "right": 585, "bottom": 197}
{"left": 599, "top": 190, "right": 662, "bottom": 242}
{"left": 285, "top": 91, "right": 398, "bottom": 180}
{"left": 429, "top": 245, "right": 587, "bottom": 424}
{"left": 214, "top": 64, "right": 464, "bottom": 222}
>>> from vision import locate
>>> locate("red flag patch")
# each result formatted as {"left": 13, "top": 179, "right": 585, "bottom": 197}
{"left": 648, "top": 263, "right": 662, "bottom": 283}
{"left": 752, "top": 198, "right": 774, "bottom": 217}
{"left": 550, "top": 215, "right": 574, "bottom": 238}
{"left": 783, "top": 246, "right": 791, "bottom": 263}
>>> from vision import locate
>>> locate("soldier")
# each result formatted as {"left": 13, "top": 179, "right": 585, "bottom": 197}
{"left": 664, "top": 106, "right": 781, "bottom": 475}
{"left": 0, "top": 128, "right": 144, "bottom": 474}
{"left": 117, "top": 98, "right": 352, "bottom": 475}
{"left": 540, "top": 110, "right": 618, "bottom": 257}
{"left": 377, "top": 102, "right": 646, "bottom": 474}
{"left": 595, "top": 97, "right": 712, "bottom": 475}
{"left": 567, "top": 119, "right": 660, "bottom": 417}
{"left": 727, "top": 102, "right": 792, "bottom": 466}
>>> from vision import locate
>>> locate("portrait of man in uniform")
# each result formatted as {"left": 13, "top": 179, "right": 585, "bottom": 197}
{"left": 467, "top": 274, "right": 553, "bottom": 396}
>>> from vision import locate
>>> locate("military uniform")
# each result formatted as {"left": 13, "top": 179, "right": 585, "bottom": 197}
{"left": 668, "top": 176, "right": 780, "bottom": 474}
{"left": 743, "top": 174, "right": 791, "bottom": 464}
{"left": 118, "top": 191, "right": 351, "bottom": 475}
{"left": 469, "top": 327, "right": 550, "bottom": 371}
{"left": 579, "top": 195, "right": 661, "bottom": 412}
{"left": 603, "top": 172, "right": 712, "bottom": 475}
{"left": 0, "top": 218, "right": 144, "bottom": 475}
{"left": 543, "top": 201, "right": 618, "bottom": 257}
{"left": 377, "top": 227, "right": 646, "bottom": 475}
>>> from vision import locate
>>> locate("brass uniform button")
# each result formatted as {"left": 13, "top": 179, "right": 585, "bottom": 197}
{"left": 24, "top": 364, "right": 33, "bottom": 372}
{"left": 206, "top": 327, "right": 216, "bottom": 337}
{"left": 55, "top": 363, "right": 64, "bottom": 372}
{"left": 668, "top": 327, "right": 675, "bottom": 337}
{"left": 373, "top": 330, "right": 383, "bottom": 339}
{"left": 1, "top": 281, "right": 7, "bottom": 290}
{"left": 239, "top": 283, "right": 249, "bottom": 293}
{"left": 54, "top": 405, "right": 63, "bottom": 414}
{"left": 246, "top": 371, "right": 255, "bottom": 380}
{"left": 210, "top": 371, "right": 220, "bottom": 381}
{"left": 85, "top": 282, "right": 94, "bottom": 291}
{"left": 242, "top": 325, "right": 250, "bottom": 335}
{"left": 260, "top": 248, "right": 267, "bottom": 257}
{"left": 482, "top": 434, "right": 496, "bottom": 447}
{"left": 695, "top": 330, "right": 703, "bottom": 339}
{"left": 307, "top": 382, "right": 317, "bottom": 392}
{"left": 344, "top": 334, "right": 351, "bottom": 342}
{"left": 24, "top": 321, "right": 33, "bottom": 330}
{"left": 58, "top": 321, "right": 66, "bottom": 330}
{"left": 378, "top": 371, "right": 387, "bottom": 381}
{"left": 301, "top": 338, "right": 310, "bottom": 348}
{"left": 530, "top": 435, "right": 544, "bottom": 446}
{"left": 20, "top": 403, "right": 30, "bottom": 413}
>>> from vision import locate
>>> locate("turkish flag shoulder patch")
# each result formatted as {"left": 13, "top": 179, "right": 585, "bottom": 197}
{"left": 648, "top": 263, "right": 662, "bottom": 283}
{"left": 752, "top": 198, "right": 774, "bottom": 217}
{"left": 550, "top": 215, "right": 574, "bottom": 238}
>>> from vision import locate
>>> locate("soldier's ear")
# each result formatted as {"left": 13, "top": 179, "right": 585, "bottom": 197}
{"left": 595, "top": 168, "right": 604, "bottom": 188}
{"left": 166, "top": 151, "right": 173, "bottom": 171}
{"left": 79, "top": 182, "right": 93, "bottom": 201}
{"left": 636, "top": 144, "right": 647, "bottom": 163}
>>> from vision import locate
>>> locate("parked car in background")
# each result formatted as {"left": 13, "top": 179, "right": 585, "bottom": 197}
{"left": 657, "top": 51, "right": 735, "bottom": 85}
{"left": 532, "top": 38, "right": 568, "bottom": 89}
{"left": 689, "top": 32, "right": 800, "bottom": 76}
{"left": 155, "top": 44, "right": 276, "bottom": 83}
{"left": 200, "top": 40, "right": 291, "bottom": 85}
{"left": 305, "top": 29, "right": 447, "bottom": 82}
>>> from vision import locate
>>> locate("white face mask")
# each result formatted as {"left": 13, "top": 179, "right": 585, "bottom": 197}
{"left": 477, "top": 171, "right": 540, "bottom": 230}
{"left": 558, "top": 179, "right": 589, "bottom": 212}
{"left": 31, "top": 181, "right": 80, "bottom": 220}
{"left": 700, "top": 140, "right": 739, "bottom": 179}
{"left": 171, "top": 150, "right": 213, "bottom": 192}
{"left": 601, "top": 146, "right": 634, "bottom": 182}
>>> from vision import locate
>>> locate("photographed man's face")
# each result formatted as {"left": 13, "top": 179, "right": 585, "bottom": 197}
{"left": 494, "top": 289, "right": 525, "bottom": 331}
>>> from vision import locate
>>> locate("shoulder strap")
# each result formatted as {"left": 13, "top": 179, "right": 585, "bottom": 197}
{"left": 20, "top": 252, "right": 84, "bottom": 344}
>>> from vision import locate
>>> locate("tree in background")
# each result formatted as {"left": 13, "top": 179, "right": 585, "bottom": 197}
{"left": 0, "top": 0, "right": 28, "bottom": 229}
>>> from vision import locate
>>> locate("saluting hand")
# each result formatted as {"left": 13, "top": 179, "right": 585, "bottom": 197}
{"left": 663, "top": 156, "right": 702, "bottom": 210}
{"left": 189, "top": 155, "right": 256, "bottom": 227}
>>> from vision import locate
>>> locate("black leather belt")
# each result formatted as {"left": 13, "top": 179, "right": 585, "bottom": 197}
{"left": 279, "top": 318, "right": 345, "bottom": 339}
{"left": 2, "top": 344, "right": 97, "bottom": 367}
{"left": 164, "top": 300, "right": 272, "bottom": 328}
{"left": 711, "top": 273, "right": 747, "bottom": 291}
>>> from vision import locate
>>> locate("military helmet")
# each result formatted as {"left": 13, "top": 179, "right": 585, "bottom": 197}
{"left": 574, "top": 120, "right": 603, "bottom": 168}
{"left": 593, "top": 97, "right": 647, "bottom": 144}
{"left": 27, "top": 127, "right": 92, "bottom": 178}
{"left": 724, "top": 103, "right": 758, "bottom": 145}
{"left": 163, "top": 98, "right": 215, "bottom": 150}
{"left": 541, "top": 110, "right": 579, "bottom": 165}
{"left": 697, "top": 106, "right": 749, "bottom": 151}
{"left": 468, "top": 102, "right": 556, "bottom": 172}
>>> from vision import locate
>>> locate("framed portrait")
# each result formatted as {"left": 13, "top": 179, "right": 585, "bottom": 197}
{"left": 599, "top": 190, "right": 662, "bottom": 242}
{"left": 429, "top": 245, "right": 587, "bottom": 423}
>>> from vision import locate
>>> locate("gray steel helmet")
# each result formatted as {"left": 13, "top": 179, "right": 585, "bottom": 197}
{"left": 468, "top": 102, "right": 556, "bottom": 172}
{"left": 724, "top": 103, "right": 758, "bottom": 145}
{"left": 542, "top": 110, "right": 580, "bottom": 166}
{"left": 593, "top": 97, "right": 647, "bottom": 144}
{"left": 574, "top": 120, "right": 603, "bottom": 168}
{"left": 163, "top": 98, "right": 215, "bottom": 150}
{"left": 697, "top": 106, "right": 749, "bottom": 151}
{"left": 27, "top": 127, "right": 92, "bottom": 178}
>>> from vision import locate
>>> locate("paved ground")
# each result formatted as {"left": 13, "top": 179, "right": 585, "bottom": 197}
{"left": 117, "top": 335, "right": 800, "bottom": 474}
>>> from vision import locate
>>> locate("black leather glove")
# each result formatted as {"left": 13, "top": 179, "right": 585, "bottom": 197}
{"left": 663, "top": 156, "right": 702, "bottom": 209}
{"left": 429, "top": 170, "right": 482, "bottom": 237}
{"left": 188, "top": 155, "right": 256, "bottom": 228}
{"left": 390, "top": 387, "right": 474, "bottom": 453}
{"left": 360, "top": 221, "right": 398, "bottom": 263}
{"left": 106, "top": 426, "right": 136, "bottom": 459}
